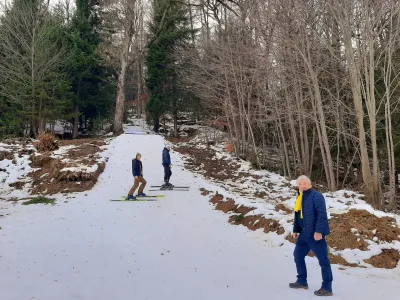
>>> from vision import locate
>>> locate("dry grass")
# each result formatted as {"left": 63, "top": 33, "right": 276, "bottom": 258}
{"left": 34, "top": 132, "right": 59, "bottom": 152}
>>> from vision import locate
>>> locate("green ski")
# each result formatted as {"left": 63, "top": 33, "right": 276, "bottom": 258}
{"left": 110, "top": 199, "right": 158, "bottom": 202}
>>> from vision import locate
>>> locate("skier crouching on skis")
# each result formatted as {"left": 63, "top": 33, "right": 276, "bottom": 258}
{"left": 126, "top": 153, "right": 147, "bottom": 200}
{"left": 162, "top": 143, "right": 173, "bottom": 187}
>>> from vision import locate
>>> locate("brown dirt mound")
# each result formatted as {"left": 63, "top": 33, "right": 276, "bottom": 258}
{"left": 166, "top": 136, "right": 193, "bottom": 143}
{"left": 30, "top": 154, "right": 53, "bottom": 167}
{"left": 0, "top": 151, "right": 13, "bottom": 161}
{"left": 229, "top": 214, "right": 284, "bottom": 234}
{"left": 210, "top": 194, "right": 255, "bottom": 214}
{"left": 210, "top": 194, "right": 224, "bottom": 204}
{"left": 200, "top": 188, "right": 212, "bottom": 196}
{"left": 210, "top": 194, "right": 284, "bottom": 234}
{"left": 236, "top": 205, "right": 255, "bottom": 215}
{"left": 364, "top": 249, "right": 400, "bottom": 269}
{"left": 327, "top": 209, "right": 400, "bottom": 251}
{"left": 30, "top": 159, "right": 105, "bottom": 195}
{"left": 275, "top": 203, "right": 292, "bottom": 214}
{"left": 29, "top": 138, "right": 107, "bottom": 195}
{"left": 8, "top": 181, "right": 25, "bottom": 190}
{"left": 215, "top": 198, "right": 237, "bottom": 213}
{"left": 66, "top": 143, "right": 102, "bottom": 161}
{"left": 174, "top": 146, "right": 240, "bottom": 181}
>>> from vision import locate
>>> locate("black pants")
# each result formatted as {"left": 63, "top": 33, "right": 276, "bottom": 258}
{"left": 163, "top": 164, "right": 172, "bottom": 182}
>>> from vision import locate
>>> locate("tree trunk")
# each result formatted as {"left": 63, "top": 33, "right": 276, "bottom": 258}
{"left": 73, "top": 104, "right": 79, "bottom": 139}
{"left": 187, "top": 0, "right": 195, "bottom": 45}
{"left": 154, "top": 117, "right": 160, "bottom": 133}
{"left": 113, "top": 3, "right": 135, "bottom": 135}
{"left": 173, "top": 109, "right": 178, "bottom": 137}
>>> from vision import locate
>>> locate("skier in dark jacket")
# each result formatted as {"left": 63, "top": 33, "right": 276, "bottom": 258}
{"left": 289, "top": 175, "right": 333, "bottom": 297}
{"left": 126, "top": 153, "right": 147, "bottom": 200}
{"left": 162, "top": 143, "right": 172, "bottom": 187}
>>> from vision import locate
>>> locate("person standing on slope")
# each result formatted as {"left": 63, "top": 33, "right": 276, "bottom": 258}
{"left": 289, "top": 175, "right": 333, "bottom": 297}
{"left": 162, "top": 143, "right": 172, "bottom": 187}
{"left": 126, "top": 153, "right": 147, "bottom": 200}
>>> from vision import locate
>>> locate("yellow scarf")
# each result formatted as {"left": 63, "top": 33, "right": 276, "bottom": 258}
{"left": 294, "top": 191, "right": 303, "bottom": 219}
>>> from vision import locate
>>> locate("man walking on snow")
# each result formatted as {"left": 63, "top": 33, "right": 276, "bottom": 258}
{"left": 162, "top": 143, "right": 172, "bottom": 187}
{"left": 289, "top": 175, "right": 333, "bottom": 296}
{"left": 126, "top": 153, "right": 147, "bottom": 200}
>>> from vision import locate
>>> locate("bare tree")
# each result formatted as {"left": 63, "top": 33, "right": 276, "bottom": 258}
{"left": 108, "top": 0, "right": 144, "bottom": 134}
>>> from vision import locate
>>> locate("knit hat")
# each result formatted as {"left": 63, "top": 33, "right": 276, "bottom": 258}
{"left": 165, "top": 143, "right": 171, "bottom": 149}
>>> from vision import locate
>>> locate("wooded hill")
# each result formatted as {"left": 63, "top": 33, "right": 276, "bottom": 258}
{"left": 1, "top": 0, "right": 400, "bottom": 209}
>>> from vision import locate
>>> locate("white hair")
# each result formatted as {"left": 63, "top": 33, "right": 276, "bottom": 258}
{"left": 297, "top": 175, "right": 311, "bottom": 186}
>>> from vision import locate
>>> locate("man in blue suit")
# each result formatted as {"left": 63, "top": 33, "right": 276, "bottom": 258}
{"left": 290, "top": 175, "right": 333, "bottom": 296}
{"left": 162, "top": 143, "right": 172, "bottom": 187}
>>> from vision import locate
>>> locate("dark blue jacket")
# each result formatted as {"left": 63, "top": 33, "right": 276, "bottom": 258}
{"left": 162, "top": 148, "right": 171, "bottom": 166}
{"left": 132, "top": 159, "right": 143, "bottom": 177}
{"left": 293, "top": 189, "right": 330, "bottom": 237}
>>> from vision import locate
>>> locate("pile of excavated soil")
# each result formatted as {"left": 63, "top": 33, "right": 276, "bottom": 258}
{"left": 327, "top": 209, "right": 400, "bottom": 251}
{"left": 29, "top": 138, "right": 107, "bottom": 195}
{"left": 364, "top": 249, "right": 400, "bottom": 269}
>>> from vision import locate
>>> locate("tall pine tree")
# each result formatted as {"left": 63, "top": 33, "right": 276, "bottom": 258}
{"left": 68, "top": 0, "right": 114, "bottom": 138}
{"left": 146, "top": 0, "right": 193, "bottom": 135}
{"left": 0, "top": 0, "right": 71, "bottom": 137}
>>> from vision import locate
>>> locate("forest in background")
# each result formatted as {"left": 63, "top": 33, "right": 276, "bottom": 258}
{"left": 2, "top": 0, "right": 400, "bottom": 210}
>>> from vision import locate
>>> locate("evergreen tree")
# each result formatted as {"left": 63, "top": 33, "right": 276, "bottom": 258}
{"left": 67, "top": 0, "right": 115, "bottom": 138}
{"left": 0, "top": 0, "right": 72, "bottom": 137}
{"left": 146, "top": 0, "right": 193, "bottom": 134}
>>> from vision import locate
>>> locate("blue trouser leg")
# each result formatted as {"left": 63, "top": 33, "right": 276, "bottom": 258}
{"left": 309, "top": 237, "right": 333, "bottom": 291}
{"left": 163, "top": 165, "right": 170, "bottom": 182}
{"left": 294, "top": 233, "right": 310, "bottom": 285}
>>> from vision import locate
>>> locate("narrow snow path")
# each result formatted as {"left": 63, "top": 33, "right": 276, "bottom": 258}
{"left": 0, "top": 126, "right": 399, "bottom": 300}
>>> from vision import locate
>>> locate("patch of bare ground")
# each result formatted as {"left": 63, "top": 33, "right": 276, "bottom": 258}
{"left": 166, "top": 136, "right": 194, "bottom": 143}
{"left": 29, "top": 138, "right": 107, "bottom": 195}
{"left": 364, "top": 249, "right": 400, "bottom": 269}
{"left": 0, "top": 151, "right": 14, "bottom": 161}
{"left": 254, "top": 191, "right": 267, "bottom": 199}
{"left": 8, "top": 181, "right": 25, "bottom": 190}
{"left": 327, "top": 209, "right": 400, "bottom": 251}
{"left": 199, "top": 188, "right": 212, "bottom": 196}
{"left": 209, "top": 194, "right": 285, "bottom": 235}
{"left": 174, "top": 146, "right": 241, "bottom": 181}
{"left": 275, "top": 203, "right": 292, "bottom": 214}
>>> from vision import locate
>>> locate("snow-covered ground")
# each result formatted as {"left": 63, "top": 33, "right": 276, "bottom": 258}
{"left": 0, "top": 125, "right": 399, "bottom": 300}
{"left": 0, "top": 141, "right": 35, "bottom": 200}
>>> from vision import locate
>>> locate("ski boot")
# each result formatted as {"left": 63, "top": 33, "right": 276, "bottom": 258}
{"left": 161, "top": 182, "right": 171, "bottom": 190}
{"left": 126, "top": 194, "right": 136, "bottom": 201}
{"left": 137, "top": 192, "right": 146, "bottom": 197}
